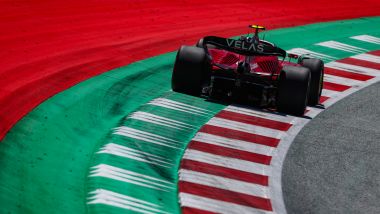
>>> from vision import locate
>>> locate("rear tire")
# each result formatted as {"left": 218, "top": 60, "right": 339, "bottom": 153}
{"left": 277, "top": 66, "right": 311, "bottom": 116}
{"left": 196, "top": 38, "right": 204, "bottom": 48}
{"left": 301, "top": 58, "right": 324, "bottom": 105}
{"left": 171, "top": 45, "right": 209, "bottom": 96}
{"left": 196, "top": 38, "right": 216, "bottom": 49}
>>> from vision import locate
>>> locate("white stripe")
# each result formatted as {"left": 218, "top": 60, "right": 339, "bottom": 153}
{"left": 98, "top": 143, "right": 173, "bottom": 168}
{"left": 325, "top": 61, "right": 380, "bottom": 77}
{"left": 224, "top": 105, "right": 295, "bottom": 124}
{"left": 180, "top": 169, "right": 269, "bottom": 198}
{"left": 207, "top": 117, "right": 284, "bottom": 139}
{"left": 193, "top": 132, "right": 274, "bottom": 156}
{"left": 128, "top": 111, "right": 194, "bottom": 130}
{"left": 321, "top": 89, "right": 339, "bottom": 97}
{"left": 90, "top": 164, "right": 174, "bottom": 191}
{"left": 114, "top": 127, "right": 181, "bottom": 149}
{"left": 148, "top": 98, "right": 211, "bottom": 115}
{"left": 351, "top": 53, "right": 380, "bottom": 63}
{"left": 287, "top": 48, "right": 336, "bottom": 60}
{"left": 316, "top": 41, "right": 368, "bottom": 53}
{"left": 350, "top": 35, "right": 380, "bottom": 45}
{"left": 88, "top": 189, "right": 169, "bottom": 214}
{"left": 179, "top": 193, "right": 273, "bottom": 214}
{"left": 183, "top": 149, "right": 271, "bottom": 176}
{"left": 324, "top": 74, "right": 363, "bottom": 86}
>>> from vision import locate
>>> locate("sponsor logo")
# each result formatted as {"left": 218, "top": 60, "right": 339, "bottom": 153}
{"left": 226, "top": 39, "right": 264, "bottom": 52}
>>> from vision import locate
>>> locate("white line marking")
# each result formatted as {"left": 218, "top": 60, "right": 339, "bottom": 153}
{"left": 179, "top": 169, "right": 269, "bottom": 198}
{"left": 324, "top": 74, "right": 363, "bottom": 86}
{"left": 179, "top": 193, "right": 273, "bottom": 214}
{"left": 350, "top": 35, "right": 380, "bottom": 45}
{"left": 183, "top": 149, "right": 271, "bottom": 176}
{"left": 148, "top": 98, "right": 211, "bottom": 116}
{"left": 287, "top": 48, "right": 336, "bottom": 61}
{"left": 114, "top": 126, "right": 181, "bottom": 149}
{"left": 225, "top": 105, "right": 296, "bottom": 124}
{"left": 98, "top": 143, "right": 173, "bottom": 168}
{"left": 351, "top": 53, "right": 380, "bottom": 63}
{"left": 88, "top": 189, "right": 169, "bottom": 214}
{"left": 316, "top": 41, "right": 368, "bottom": 53}
{"left": 321, "top": 89, "right": 339, "bottom": 97}
{"left": 325, "top": 61, "right": 380, "bottom": 77}
{"left": 128, "top": 111, "right": 194, "bottom": 130}
{"left": 207, "top": 117, "right": 284, "bottom": 139}
{"left": 90, "top": 164, "right": 174, "bottom": 191}
{"left": 193, "top": 132, "right": 274, "bottom": 156}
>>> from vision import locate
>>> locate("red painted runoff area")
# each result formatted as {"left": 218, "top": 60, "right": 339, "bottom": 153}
{"left": 1, "top": 0, "right": 380, "bottom": 140}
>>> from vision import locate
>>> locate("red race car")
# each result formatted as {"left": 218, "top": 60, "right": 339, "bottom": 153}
{"left": 172, "top": 25, "right": 324, "bottom": 116}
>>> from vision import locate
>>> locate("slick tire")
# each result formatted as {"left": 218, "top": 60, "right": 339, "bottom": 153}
{"left": 172, "top": 45, "right": 209, "bottom": 96}
{"left": 277, "top": 66, "right": 311, "bottom": 116}
{"left": 301, "top": 58, "right": 324, "bottom": 105}
{"left": 196, "top": 38, "right": 216, "bottom": 49}
{"left": 196, "top": 38, "right": 204, "bottom": 48}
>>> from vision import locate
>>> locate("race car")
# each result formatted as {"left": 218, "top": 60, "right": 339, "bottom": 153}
{"left": 171, "top": 25, "right": 324, "bottom": 116}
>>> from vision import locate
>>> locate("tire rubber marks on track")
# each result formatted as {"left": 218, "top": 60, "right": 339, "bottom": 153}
{"left": 98, "top": 143, "right": 174, "bottom": 168}
{"left": 90, "top": 164, "right": 174, "bottom": 191}
{"left": 88, "top": 97, "right": 216, "bottom": 213}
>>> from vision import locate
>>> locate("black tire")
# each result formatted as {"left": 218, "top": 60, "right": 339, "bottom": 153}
{"left": 196, "top": 38, "right": 216, "bottom": 49}
{"left": 277, "top": 66, "right": 311, "bottom": 116}
{"left": 301, "top": 58, "right": 324, "bottom": 105}
{"left": 171, "top": 45, "right": 209, "bottom": 96}
{"left": 196, "top": 38, "right": 204, "bottom": 48}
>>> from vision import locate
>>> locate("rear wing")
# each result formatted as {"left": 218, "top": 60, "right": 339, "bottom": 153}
{"left": 202, "top": 36, "right": 287, "bottom": 58}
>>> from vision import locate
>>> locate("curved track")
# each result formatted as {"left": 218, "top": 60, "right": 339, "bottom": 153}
{"left": 283, "top": 81, "right": 380, "bottom": 214}
{"left": 1, "top": 1, "right": 380, "bottom": 214}
{"left": 1, "top": 0, "right": 380, "bottom": 140}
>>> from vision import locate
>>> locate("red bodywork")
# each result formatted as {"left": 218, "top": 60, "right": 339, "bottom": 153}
{"left": 209, "top": 48, "right": 298, "bottom": 79}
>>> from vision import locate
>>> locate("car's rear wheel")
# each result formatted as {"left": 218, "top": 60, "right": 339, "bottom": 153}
{"left": 301, "top": 58, "right": 324, "bottom": 105}
{"left": 277, "top": 66, "right": 311, "bottom": 116}
{"left": 172, "top": 45, "right": 209, "bottom": 96}
{"left": 196, "top": 38, "right": 204, "bottom": 48}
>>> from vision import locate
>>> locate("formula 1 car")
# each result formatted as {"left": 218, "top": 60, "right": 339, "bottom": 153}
{"left": 171, "top": 25, "right": 324, "bottom": 116}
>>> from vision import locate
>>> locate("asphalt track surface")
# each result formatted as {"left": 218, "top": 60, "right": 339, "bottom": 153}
{"left": 1, "top": 1, "right": 380, "bottom": 214}
{"left": 283, "top": 82, "right": 380, "bottom": 214}
{"left": 2, "top": 0, "right": 380, "bottom": 140}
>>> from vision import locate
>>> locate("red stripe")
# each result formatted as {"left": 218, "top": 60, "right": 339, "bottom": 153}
{"left": 320, "top": 96, "right": 329, "bottom": 103}
{"left": 179, "top": 181, "right": 273, "bottom": 211}
{"left": 338, "top": 58, "right": 380, "bottom": 70}
{"left": 369, "top": 50, "right": 380, "bottom": 56}
{"left": 200, "top": 125, "right": 280, "bottom": 147}
{"left": 188, "top": 141, "right": 271, "bottom": 165}
{"left": 323, "top": 81, "right": 351, "bottom": 92}
{"left": 216, "top": 110, "right": 292, "bottom": 131}
{"left": 182, "top": 207, "right": 217, "bottom": 214}
{"left": 181, "top": 159, "right": 269, "bottom": 186}
{"left": 324, "top": 67, "right": 374, "bottom": 81}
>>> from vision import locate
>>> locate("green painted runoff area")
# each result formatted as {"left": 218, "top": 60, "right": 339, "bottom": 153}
{"left": 87, "top": 92, "right": 225, "bottom": 213}
{"left": 0, "top": 16, "right": 379, "bottom": 214}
